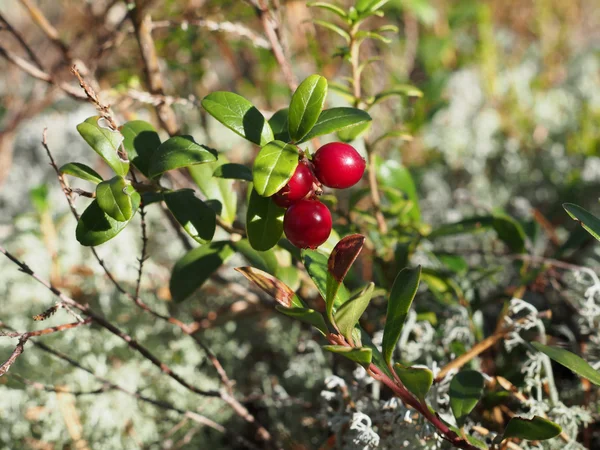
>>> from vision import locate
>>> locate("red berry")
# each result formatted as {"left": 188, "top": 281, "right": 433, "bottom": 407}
{"left": 283, "top": 199, "right": 332, "bottom": 249}
{"left": 272, "top": 161, "right": 314, "bottom": 208}
{"left": 312, "top": 142, "right": 365, "bottom": 189}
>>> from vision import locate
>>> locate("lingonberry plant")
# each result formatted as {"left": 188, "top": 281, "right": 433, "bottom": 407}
{"left": 2, "top": 0, "right": 600, "bottom": 449}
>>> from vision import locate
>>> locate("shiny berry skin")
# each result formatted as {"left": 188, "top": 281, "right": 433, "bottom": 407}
{"left": 272, "top": 161, "right": 314, "bottom": 208}
{"left": 283, "top": 199, "right": 332, "bottom": 249}
{"left": 312, "top": 142, "right": 366, "bottom": 189}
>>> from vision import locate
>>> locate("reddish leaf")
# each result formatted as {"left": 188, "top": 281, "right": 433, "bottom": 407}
{"left": 235, "top": 267, "right": 301, "bottom": 308}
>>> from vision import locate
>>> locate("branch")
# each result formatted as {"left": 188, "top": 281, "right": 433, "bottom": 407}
{"left": 130, "top": 0, "right": 179, "bottom": 136}
{"left": 0, "top": 318, "right": 92, "bottom": 376}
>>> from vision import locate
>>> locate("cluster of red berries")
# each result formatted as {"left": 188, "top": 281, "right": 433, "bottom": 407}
{"left": 272, "top": 142, "right": 366, "bottom": 249}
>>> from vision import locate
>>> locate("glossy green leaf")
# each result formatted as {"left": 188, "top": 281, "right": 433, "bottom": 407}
{"left": 76, "top": 200, "right": 137, "bottom": 246}
{"left": 447, "top": 424, "right": 489, "bottom": 449}
{"left": 164, "top": 189, "right": 216, "bottom": 244}
{"left": 213, "top": 163, "right": 253, "bottom": 181}
{"left": 323, "top": 345, "right": 372, "bottom": 366}
{"left": 246, "top": 188, "right": 285, "bottom": 251}
{"left": 393, "top": 364, "right": 433, "bottom": 402}
{"left": 382, "top": 266, "right": 422, "bottom": 365}
{"left": 532, "top": 342, "right": 600, "bottom": 386}
{"left": 307, "top": 2, "right": 347, "bottom": 18}
{"left": 149, "top": 135, "right": 217, "bottom": 178}
{"left": 276, "top": 306, "right": 328, "bottom": 335}
{"left": 303, "top": 249, "right": 350, "bottom": 311}
{"left": 269, "top": 108, "right": 290, "bottom": 142}
{"left": 96, "top": 176, "right": 140, "bottom": 222}
{"left": 496, "top": 416, "right": 562, "bottom": 443}
{"left": 76, "top": 116, "right": 129, "bottom": 177}
{"left": 449, "top": 370, "right": 485, "bottom": 424}
{"left": 170, "top": 242, "right": 235, "bottom": 302}
{"left": 201, "top": 91, "right": 273, "bottom": 146}
{"left": 334, "top": 283, "right": 374, "bottom": 344}
{"left": 299, "top": 108, "right": 372, "bottom": 143}
{"left": 189, "top": 157, "right": 237, "bottom": 225}
{"left": 337, "top": 120, "right": 372, "bottom": 142}
{"left": 234, "top": 240, "right": 279, "bottom": 273}
{"left": 119, "top": 120, "right": 161, "bottom": 177}
{"left": 564, "top": 203, "right": 600, "bottom": 242}
{"left": 288, "top": 75, "right": 328, "bottom": 142}
{"left": 253, "top": 140, "right": 299, "bottom": 197}
{"left": 377, "top": 156, "right": 420, "bottom": 222}
{"left": 326, "top": 234, "right": 365, "bottom": 324}
{"left": 59, "top": 162, "right": 103, "bottom": 184}
{"left": 235, "top": 266, "right": 302, "bottom": 308}
{"left": 311, "top": 20, "right": 350, "bottom": 42}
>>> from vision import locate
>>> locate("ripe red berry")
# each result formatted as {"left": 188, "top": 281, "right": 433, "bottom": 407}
{"left": 283, "top": 199, "right": 332, "bottom": 249}
{"left": 312, "top": 142, "right": 365, "bottom": 189}
{"left": 272, "top": 161, "right": 315, "bottom": 208}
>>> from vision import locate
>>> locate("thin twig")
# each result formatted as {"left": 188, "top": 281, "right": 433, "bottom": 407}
{"left": 0, "top": 12, "right": 44, "bottom": 69}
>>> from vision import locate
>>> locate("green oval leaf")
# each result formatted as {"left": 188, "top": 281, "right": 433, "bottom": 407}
{"left": 246, "top": 188, "right": 285, "bottom": 251}
{"left": 76, "top": 116, "right": 129, "bottom": 177}
{"left": 253, "top": 140, "right": 299, "bottom": 197}
{"left": 564, "top": 203, "right": 600, "bottom": 242}
{"left": 382, "top": 266, "right": 422, "bottom": 365}
{"left": 269, "top": 108, "right": 290, "bottom": 142}
{"left": 276, "top": 306, "right": 328, "bottom": 335}
{"left": 189, "top": 157, "right": 237, "bottom": 225}
{"left": 497, "top": 416, "right": 562, "bottom": 443}
{"left": 96, "top": 176, "right": 140, "bottom": 222}
{"left": 164, "top": 189, "right": 216, "bottom": 244}
{"left": 149, "top": 135, "right": 217, "bottom": 178}
{"left": 532, "top": 342, "right": 600, "bottom": 386}
{"left": 336, "top": 120, "right": 372, "bottom": 142}
{"left": 201, "top": 91, "right": 274, "bottom": 146}
{"left": 334, "top": 282, "right": 374, "bottom": 344}
{"left": 393, "top": 364, "right": 434, "bottom": 402}
{"left": 299, "top": 107, "right": 372, "bottom": 143}
{"left": 377, "top": 156, "right": 420, "bottom": 222}
{"left": 76, "top": 199, "right": 137, "bottom": 246}
{"left": 59, "top": 162, "right": 103, "bottom": 184}
{"left": 213, "top": 163, "right": 253, "bottom": 181}
{"left": 288, "top": 75, "right": 328, "bottom": 142}
{"left": 170, "top": 242, "right": 235, "bottom": 302}
{"left": 326, "top": 234, "right": 365, "bottom": 324}
{"left": 323, "top": 345, "right": 372, "bottom": 366}
{"left": 120, "top": 120, "right": 161, "bottom": 178}
{"left": 303, "top": 249, "right": 350, "bottom": 312}
{"left": 449, "top": 370, "right": 485, "bottom": 424}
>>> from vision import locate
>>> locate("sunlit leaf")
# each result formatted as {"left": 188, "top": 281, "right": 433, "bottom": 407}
{"left": 393, "top": 364, "right": 434, "bottom": 402}
{"left": 563, "top": 203, "right": 600, "bottom": 242}
{"left": 246, "top": 188, "right": 285, "bottom": 251}
{"left": 149, "top": 135, "right": 217, "bottom": 178}
{"left": 495, "top": 416, "right": 561, "bottom": 443}
{"left": 59, "top": 162, "right": 103, "bottom": 184}
{"left": 120, "top": 120, "right": 161, "bottom": 178}
{"left": 164, "top": 189, "right": 216, "bottom": 244}
{"left": 532, "top": 342, "right": 600, "bottom": 386}
{"left": 288, "top": 75, "right": 328, "bottom": 142}
{"left": 449, "top": 370, "right": 485, "bottom": 424}
{"left": 96, "top": 176, "right": 140, "bottom": 222}
{"left": 300, "top": 108, "right": 372, "bottom": 143}
{"left": 76, "top": 200, "right": 137, "bottom": 246}
{"left": 77, "top": 116, "right": 129, "bottom": 177}
{"left": 323, "top": 345, "right": 372, "bottom": 366}
{"left": 334, "top": 282, "right": 374, "bottom": 343}
{"left": 253, "top": 140, "right": 299, "bottom": 197}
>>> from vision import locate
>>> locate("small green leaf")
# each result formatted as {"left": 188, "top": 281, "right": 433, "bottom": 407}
{"left": 96, "top": 176, "right": 140, "bottom": 222}
{"left": 59, "top": 162, "right": 103, "bottom": 184}
{"left": 120, "top": 120, "right": 161, "bottom": 178}
{"left": 334, "top": 282, "right": 374, "bottom": 343}
{"left": 496, "top": 416, "right": 562, "bottom": 443}
{"left": 288, "top": 75, "right": 328, "bottom": 142}
{"left": 311, "top": 20, "right": 351, "bottom": 42}
{"left": 370, "top": 85, "right": 423, "bottom": 106}
{"left": 212, "top": 163, "right": 253, "bottom": 181}
{"left": 246, "top": 188, "right": 285, "bottom": 251}
{"left": 253, "top": 140, "right": 299, "bottom": 197}
{"left": 532, "top": 342, "right": 600, "bottom": 386}
{"left": 170, "top": 242, "right": 235, "bottom": 302}
{"left": 234, "top": 240, "right": 279, "bottom": 273}
{"left": 189, "top": 157, "right": 237, "bottom": 225}
{"left": 449, "top": 370, "right": 485, "bottom": 424}
{"left": 564, "top": 203, "right": 600, "bottom": 242}
{"left": 337, "top": 120, "right": 372, "bottom": 142}
{"left": 269, "top": 108, "right": 290, "bottom": 142}
{"left": 323, "top": 345, "right": 372, "bottom": 366}
{"left": 299, "top": 107, "right": 372, "bottom": 143}
{"left": 76, "top": 200, "right": 137, "bottom": 246}
{"left": 356, "top": 30, "right": 391, "bottom": 44}
{"left": 326, "top": 234, "right": 365, "bottom": 324}
{"left": 393, "top": 364, "right": 433, "bottom": 402}
{"left": 307, "top": 1, "right": 348, "bottom": 18}
{"left": 76, "top": 116, "right": 129, "bottom": 177}
{"left": 235, "top": 266, "right": 302, "bottom": 308}
{"left": 276, "top": 306, "right": 328, "bottom": 335}
{"left": 382, "top": 266, "right": 422, "bottom": 365}
{"left": 149, "top": 136, "right": 217, "bottom": 178}
{"left": 377, "top": 156, "right": 420, "bottom": 222}
{"left": 303, "top": 249, "right": 350, "bottom": 311}
{"left": 356, "top": 0, "right": 388, "bottom": 14}
{"left": 201, "top": 91, "right": 274, "bottom": 146}
{"left": 164, "top": 189, "right": 216, "bottom": 244}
